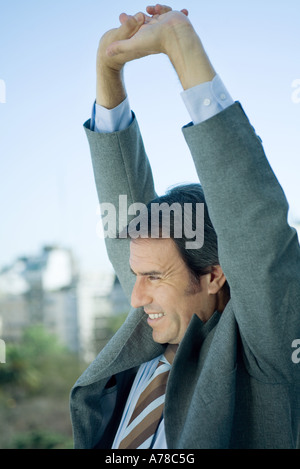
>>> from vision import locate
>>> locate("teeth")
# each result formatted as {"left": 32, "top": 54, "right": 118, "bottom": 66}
{"left": 149, "top": 313, "right": 164, "bottom": 319}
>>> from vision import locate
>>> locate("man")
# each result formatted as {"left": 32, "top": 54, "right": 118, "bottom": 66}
{"left": 70, "top": 5, "right": 300, "bottom": 449}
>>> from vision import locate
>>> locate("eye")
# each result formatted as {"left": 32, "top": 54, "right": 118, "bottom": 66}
{"left": 148, "top": 275, "right": 161, "bottom": 281}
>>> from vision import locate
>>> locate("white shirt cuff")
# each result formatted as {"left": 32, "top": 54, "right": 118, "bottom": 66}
{"left": 180, "top": 74, "right": 234, "bottom": 125}
{"left": 91, "top": 97, "right": 132, "bottom": 133}
{"left": 91, "top": 75, "right": 234, "bottom": 133}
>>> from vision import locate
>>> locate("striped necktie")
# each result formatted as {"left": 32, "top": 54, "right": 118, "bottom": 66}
{"left": 118, "top": 344, "right": 178, "bottom": 449}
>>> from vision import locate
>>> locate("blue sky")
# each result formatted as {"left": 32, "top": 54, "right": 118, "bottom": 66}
{"left": 0, "top": 0, "right": 299, "bottom": 273}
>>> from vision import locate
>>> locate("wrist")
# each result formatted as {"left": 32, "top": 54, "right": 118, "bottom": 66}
{"left": 164, "top": 23, "right": 216, "bottom": 90}
{"left": 96, "top": 65, "right": 126, "bottom": 109}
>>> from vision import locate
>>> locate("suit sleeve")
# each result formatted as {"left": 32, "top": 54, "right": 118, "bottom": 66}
{"left": 182, "top": 102, "right": 300, "bottom": 382}
{"left": 84, "top": 115, "right": 157, "bottom": 302}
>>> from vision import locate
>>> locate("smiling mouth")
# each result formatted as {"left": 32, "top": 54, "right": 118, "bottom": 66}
{"left": 147, "top": 313, "right": 165, "bottom": 320}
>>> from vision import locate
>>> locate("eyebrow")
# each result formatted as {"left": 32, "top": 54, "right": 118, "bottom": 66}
{"left": 130, "top": 267, "right": 163, "bottom": 277}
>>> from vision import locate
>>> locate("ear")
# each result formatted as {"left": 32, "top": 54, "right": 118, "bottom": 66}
{"left": 207, "top": 265, "right": 227, "bottom": 295}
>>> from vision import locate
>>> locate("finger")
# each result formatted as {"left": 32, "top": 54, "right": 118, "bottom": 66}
{"left": 146, "top": 5, "right": 157, "bottom": 15}
{"left": 139, "top": 12, "right": 153, "bottom": 23}
{"left": 147, "top": 5, "right": 188, "bottom": 17}
{"left": 146, "top": 4, "right": 172, "bottom": 15}
{"left": 119, "top": 13, "right": 130, "bottom": 25}
{"left": 155, "top": 5, "right": 188, "bottom": 16}
{"left": 155, "top": 4, "right": 173, "bottom": 13}
{"left": 117, "top": 12, "right": 145, "bottom": 39}
{"left": 121, "top": 11, "right": 151, "bottom": 27}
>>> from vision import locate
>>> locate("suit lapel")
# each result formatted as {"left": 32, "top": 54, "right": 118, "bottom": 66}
{"left": 74, "top": 306, "right": 165, "bottom": 388}
{"left": 165, "top": 304, "right": 238, "bottom": 448}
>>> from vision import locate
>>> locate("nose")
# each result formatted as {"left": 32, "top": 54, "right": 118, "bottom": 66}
{"left": 131, "top": 277, "right": 152, "bottom": 309}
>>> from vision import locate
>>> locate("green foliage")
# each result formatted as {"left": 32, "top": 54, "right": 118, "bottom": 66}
{"left": 0, "top": 325, "right": 67, "bottom": 391}
{"left": 21, "top": 324, "right": 66, "bottom": 359}
{"left": 0, "top": 325, "right": 85, "bottom": 449}
{"left": 0, "top": 325, "right": 82, "bottom": 395}
{"left": 0, "top": 317, "right": 127, "bottom": 448}
{"left": 10, "top": 430, "right": 73, "bottom": 450}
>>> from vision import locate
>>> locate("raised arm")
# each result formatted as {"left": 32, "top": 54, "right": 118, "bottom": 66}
{"left": 85, "top": 13, "right": 158, "bottom": 300}
{"left": 162, "top": 16, "right": 300, "bottom": 380}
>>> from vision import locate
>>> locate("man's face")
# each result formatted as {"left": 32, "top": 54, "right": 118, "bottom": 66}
{"left": 129, "top": 238, "right": 212, "bottom": 344}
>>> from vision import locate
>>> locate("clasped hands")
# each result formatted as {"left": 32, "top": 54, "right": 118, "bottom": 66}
{"left": 98, "top": 4, "right": 191, "bottom": 73}
{"left": 97, "top": 4, "right": 215, "bottom": 99}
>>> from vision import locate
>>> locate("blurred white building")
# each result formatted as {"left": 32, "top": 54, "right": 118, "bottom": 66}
{"left": 0, "top": 245, "right": 130, "bottom": 360}
{"left": 77, "top": 271, "right": 115, "bottom": 362}
{"left": 0, "top": 245, "right": 79, "bottom": 351}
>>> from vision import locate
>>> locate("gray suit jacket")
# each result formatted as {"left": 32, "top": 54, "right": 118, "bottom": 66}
{"left": 70, "top": 102, "right": 300, "bottom": 449}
